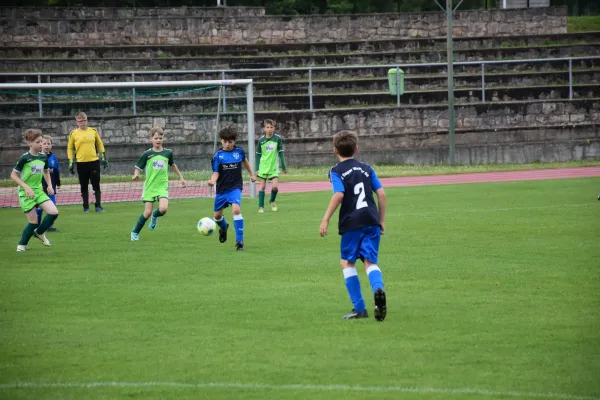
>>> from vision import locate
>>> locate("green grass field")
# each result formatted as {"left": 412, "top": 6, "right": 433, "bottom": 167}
{"left": 1, "top": 177, "right": 599, "bottom": 400}
{"left": 568, "top": 15, "right": 600, "bottom": 32}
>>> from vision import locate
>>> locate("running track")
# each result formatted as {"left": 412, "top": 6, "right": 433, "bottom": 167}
{"left": 1, "top": 166, "right": 599, "bottom": 208}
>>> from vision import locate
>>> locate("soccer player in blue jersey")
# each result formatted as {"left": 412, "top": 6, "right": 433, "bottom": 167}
{"left": 319, "top": 131, "right": 388, "bottom": 321}
{"left": 208, "top": 126, "right": 256, "bottom": 251}
{"left": 36, "top": 135, "right": 61, "bottom": 232}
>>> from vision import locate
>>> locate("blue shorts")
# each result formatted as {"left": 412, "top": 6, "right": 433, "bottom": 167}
{"left": 214, "top": 188, "right": 242, "bottom": 212}
{"left": 340, "top": 225, "right": 381, "bottom": 264}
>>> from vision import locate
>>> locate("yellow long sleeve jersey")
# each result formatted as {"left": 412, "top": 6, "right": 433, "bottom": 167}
{"left": 67, "top": 127, "right": 105, "bottom": 163}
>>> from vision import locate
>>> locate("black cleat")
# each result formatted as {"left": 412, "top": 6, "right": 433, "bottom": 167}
{"left": 374, "top": 288, "right": 387, "bottom": 321}
{"left": 235, "top": 241, "right": 245, "bottom": 251}
{"left": 342, "top": 309, "right": 368, "bottom": 320}
{"left": 218, "top": 223, "right": 229, "bottom": 243}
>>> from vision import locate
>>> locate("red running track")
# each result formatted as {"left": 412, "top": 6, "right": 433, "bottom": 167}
{"left": 1, "top": 166, "right": 599, "bottom": 208}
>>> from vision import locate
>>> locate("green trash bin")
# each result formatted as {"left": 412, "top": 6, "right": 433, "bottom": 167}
{"left": 387, "top": 68, "right": 405, "bottom": 96}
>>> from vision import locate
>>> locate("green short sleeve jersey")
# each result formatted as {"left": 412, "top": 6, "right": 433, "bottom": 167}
{"left": 13, "top": 152, "right": 48, "bottom": 197}
{"left": 135, "top": 149, "right": 174, "bottom": 194}
{"left": 257, "top": 134, "right": 285, "bottom": 176}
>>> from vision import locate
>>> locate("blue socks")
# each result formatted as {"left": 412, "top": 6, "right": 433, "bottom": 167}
{"left": 343, "top": 267, "right": 366, "bottom": 312}
{"left": 233, "top": 214, "right": 244, "bottom": 242}
{"left": 215, "top": 216, "right": 228, "bottom": 229}
{"left": 366, "top": 265, "right": 385, "bottom": 294}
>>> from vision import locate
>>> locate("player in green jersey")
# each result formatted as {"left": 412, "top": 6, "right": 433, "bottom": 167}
{"left": 256, "top": 119, "right": 287, "bottom": 212}
{"left": 130, "top": 127, "right": 187, "bottom": 241}
{"left": 10, "top": 129, "right": 59, "bottom": 252}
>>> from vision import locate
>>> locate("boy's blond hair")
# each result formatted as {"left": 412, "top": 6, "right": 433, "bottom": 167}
{"left": 149, "top": 127, "right": 164, "bottom": 138}
{"left": 42, "top": 134, "right": 53, "bottom": 143}
{"left": 76, "top": 112, "right": 87, "bottom": 120}
{"left": 333, "top": 130, "right": 358, "bottom": 158}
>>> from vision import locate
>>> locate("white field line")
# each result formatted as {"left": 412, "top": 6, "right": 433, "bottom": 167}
{"left": 0, "top": 381, "right": 598, "bottom": 400}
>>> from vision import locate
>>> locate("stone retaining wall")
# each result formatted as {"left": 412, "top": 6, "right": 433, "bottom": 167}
{"left": 0, "top": 7, "right": 566, "bottom": 47}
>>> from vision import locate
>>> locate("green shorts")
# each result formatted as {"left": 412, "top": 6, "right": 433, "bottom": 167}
{"left": 142, "top": 191, "right": 169, "bottom": 203}
{"left": 19, "top": 192, "right": 50, "bottom": 213}
{"left": 257, "top": 172, "right": 279, "bottom": 181}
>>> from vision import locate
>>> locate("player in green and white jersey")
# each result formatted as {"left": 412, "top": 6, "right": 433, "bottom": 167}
{"left": 130, "top": 127, "right": 186, "bottom": 241}
{"left": 10, "top": 129, "right": 59, "bottom": 252}
{"left": 256, "top": 119, "right": 287, "bottom": 212}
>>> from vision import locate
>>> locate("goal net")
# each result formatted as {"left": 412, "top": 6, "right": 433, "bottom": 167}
{"left": 0, "top": 79, "right": 256, "bottom": 208}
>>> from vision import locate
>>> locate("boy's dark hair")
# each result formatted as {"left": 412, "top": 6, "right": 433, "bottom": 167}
{"left": 263, "top": 119, "right": 275, "bottom": 127}
{"left": 333, "top": 131, "right": 358, "bottom": 158}
{"left": 219, "top": 126, "right": 238, "bottom": 141}
{"left": 23, "top": 129, "right": 42, "bottom": 143}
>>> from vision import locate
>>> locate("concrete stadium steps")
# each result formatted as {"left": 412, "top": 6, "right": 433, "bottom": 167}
{"left": 2, "top": 85, "right": 599, "bottom": 116}
{"left": 1, "top": 43, "right": 599, "bottom": 73}
{"left": 1, "top": 32, "right": 599, "bottom": 59}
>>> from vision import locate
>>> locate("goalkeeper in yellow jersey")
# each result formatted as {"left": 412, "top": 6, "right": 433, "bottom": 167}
{"left": 256, "top": 119, "right": 287, "bottom": 213}
{"left": 67, "top": 112, "right": 108, "bottom": 213}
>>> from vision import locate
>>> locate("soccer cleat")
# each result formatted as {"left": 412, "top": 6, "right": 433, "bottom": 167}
{"left": 33, "top": 229, "right": 51, "bottom": 246}
{"left": 83, "top": 208, "right": 90, "bottom": 213}
{"left": 131, "top": 232, "right": 139, "bottom": 241}
{"left": 149, "top": 213, "right": 158, "bottom": 230}
{"left": 258, "top": 207, "right": 264, "bottom": 213}
{"left": 235, "top": 241, "right": 245, "bottom": 251}
{"left": 16, "top": 245, "right": 26, "bottom": 252}
{"left": 218, "top": 223, "right": 229, "bottom": 243}
{"left": 342, "top": 309, "right": 368, "bottom": 319}
{"left": 47, "top": 227, "right": 59, "bottom": 232}
{"left": 374, "top": 288, "right": 387, "bottom": 322}
{"left": 342, "top": 309, "right": 369, "bottom": 320}
{"left": 95, "top": 206, "right": 104, "bottom": 212}
{"left": 270, "top": 202, "right": 278, "bottom": 212}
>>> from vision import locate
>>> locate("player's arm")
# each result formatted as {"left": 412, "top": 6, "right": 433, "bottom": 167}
{"left": 43, "top": 169, "right": 54, "bottom": 196}
{"left": 278, "top": 136, "right": 287, "bottom": 173}
{"left": 95, "top": 130, "right": 108, "bottom": 169}
{"left": 319, "top": 170, "right": 344, "bottom": 237}
{"left": 242, "top": 159, "right": 256, "bottom": 182}
{"left": 67, "top": 132, "right": 76, "bottom": 173}
{"left": 10, "top": 169, "right": 34, "bottom": 198}
{"left": 170, "top": 164, "right": 187, "bottom": 187}
{"left": 255, "top": 141, "right": 262, "bottom": 171}
{"left": 53, "top": 155, "right": 61, "bottom": 188}
{"left": 208, "top": 155, "right": 219, "bottom": 187}
{"left": 132, "top": 153, "right": 146, "bottom": 180}
{"left": 370, "top": 167, "right": 386, "bottom": 234}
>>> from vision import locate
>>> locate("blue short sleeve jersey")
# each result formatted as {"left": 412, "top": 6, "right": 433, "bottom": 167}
{"left": 329, "top": 159, "right": 382, "bottom": 235}
{"left": 212, "top": 146, "right": 246, "bottom": 194}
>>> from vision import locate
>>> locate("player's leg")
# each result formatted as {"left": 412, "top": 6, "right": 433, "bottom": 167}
{"left": 340, "top": 231, "right": 367, "bottom": 319}
{"left": 149, "top": 197, "right": 168, "bottom": 230}
{"left": 231, "top": 203, "right": 244, "bottom": 250}
{"left": 47, "top": 194, "right": 58, "bottom": 231}
{"left": 90, "top": 160, "right": 103, "bottom": 212}
{"left": 17, "top": 200, "right": 40, "bottom": 251}
{"left": 77, "top": 161, "right": 91, "bottom": 212}
{"left": 132, "top": 201, "right": 153, "bottom": 240}
{"left": 32, "top": 196, "right": 57, "bottom": 246}
{"left": 257, "top": 176, "right": 266, "bottom": 212}
{"left": 213, "top": 194, "right": 229, "bottom": 243}
{"left": 361, "top": 226, "right": 386, "bottom": 321}
{"left": 269, "top": 177, "right": 279, "bottom": 211}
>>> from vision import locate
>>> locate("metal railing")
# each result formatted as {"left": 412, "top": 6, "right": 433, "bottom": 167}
{"left": 1, "top": 55, "right": 599, "bottom": 118}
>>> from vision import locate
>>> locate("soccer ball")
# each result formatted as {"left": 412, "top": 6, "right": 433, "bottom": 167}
{"left": 197, "top": 217, "right": 216, "bottom": 236}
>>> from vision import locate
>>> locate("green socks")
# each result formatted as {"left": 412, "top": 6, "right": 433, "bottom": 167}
{"left": 133, "top": 215, "right": 149, "bottom": 234}
{"left": 19, "top": 223, "right": 38, "bottom": 246}
{"left": 258, "top": 191, "right": 265, "bottom": 208}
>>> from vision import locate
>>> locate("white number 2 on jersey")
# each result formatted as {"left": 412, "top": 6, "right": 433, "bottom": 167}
{"left": 354, "top": 182, "right": 368, "bottom": 210}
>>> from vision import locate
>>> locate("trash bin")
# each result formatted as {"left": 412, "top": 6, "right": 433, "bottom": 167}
{"left": 387, "top": 68, "right": 404, "bottom": 96}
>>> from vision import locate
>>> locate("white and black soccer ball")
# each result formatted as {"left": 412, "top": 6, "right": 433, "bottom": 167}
{"left": 197, "top": 217, "right": 216, "bottom": 236}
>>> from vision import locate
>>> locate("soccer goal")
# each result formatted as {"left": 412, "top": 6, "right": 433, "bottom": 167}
{"left": 0, "top": 79, "right": 256, "bottom": 208}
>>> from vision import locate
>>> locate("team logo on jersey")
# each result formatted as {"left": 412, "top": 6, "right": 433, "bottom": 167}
{"left": 152, "top": 160, "right": 166, "bottom": 170}
{"left": 30, "top": 164, "right": 44, "bottom": 174}
{"left": 233, "top": 153, "right": 240, "bottom": 159}
{"left": 265, "top": 143, "right": 276, "bottom": 152}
